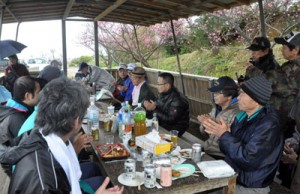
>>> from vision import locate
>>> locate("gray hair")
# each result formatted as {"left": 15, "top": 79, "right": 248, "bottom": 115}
{"left": 35, "top": 78, "right": 90, "bottom": 136}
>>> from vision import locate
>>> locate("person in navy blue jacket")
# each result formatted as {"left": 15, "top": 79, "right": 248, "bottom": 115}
{"left": 203, "top": 76, "right": 283, "bottom": 194}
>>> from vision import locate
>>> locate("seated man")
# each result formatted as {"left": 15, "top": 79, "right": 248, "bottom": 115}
{"left": 198, "top": 76, "right": 239, "bottom": 159}
{"left": 113, "top": 64, "right": 131, "bottom": 106}
{"left": 0, "top": 76, "right": 40, "bottom": 176}
{"left": 131, "top": 66, "right": 155, "bottom": 109}
{"left": 203, "top": 76, "right": 283, "bottom": 194}
{"left": 144, "top": 73, "right": 189, "bottom": 137}
{"left": 75, "top": 62, "right": 115, "bottom": 92}
{"left": 124, "top": 63, "right": 136, "bottom": 102}
{"left": 8, "top": 78, "right": 123, "bottom": 194}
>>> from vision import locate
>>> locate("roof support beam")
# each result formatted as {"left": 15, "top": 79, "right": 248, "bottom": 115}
{"left": 94, "top": 0, "right": 127, "bottom": 21}
{"left": 170, "top": 15, "right": 185, "bottom": 95}
{"left": 63, "top": 0, "right": 75, "bottom": 20}
{"left": 0, "top": 0, "right": 19, "bottom": 22}
{"left": 0, "top": 6, "right": 4, "bottom": 39}
{"left": 234, "top": 0, "right": 251, "bottom": 5}
{"left": 131, "top": 0, "right": 177, "bottom": 11}
{"left": 94, "top": 21, "right": 99, "bottom": 67}
{"left": 258, "top": 0, "right": 266, "bottom": 37}
{"left": 62, "top": 20, "right": 68, "bottom": 76}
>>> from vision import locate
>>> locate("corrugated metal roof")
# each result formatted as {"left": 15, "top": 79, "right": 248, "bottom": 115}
{"left": 1, "top": 0, "right": 257, "bottom": 26}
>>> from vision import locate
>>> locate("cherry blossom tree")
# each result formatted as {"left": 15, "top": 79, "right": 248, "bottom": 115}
{"left": 79, "top": 19, "right": 189, "bottom": 67}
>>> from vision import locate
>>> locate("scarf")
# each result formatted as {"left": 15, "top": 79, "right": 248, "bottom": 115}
{"left": 42, "top": 130, "right": 82, "bottom": 194}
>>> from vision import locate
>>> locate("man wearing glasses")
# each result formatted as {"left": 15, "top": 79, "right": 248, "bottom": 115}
{"left": 198, "top": 76, "right": 239, "bottom": 160}
{"left": 143, "top": 72, "right": 189, "bottom": 137}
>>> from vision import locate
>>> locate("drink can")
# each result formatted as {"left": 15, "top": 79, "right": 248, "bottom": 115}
{"left": 144, "top": 164, "right": 156, "bottom": 188}
{"left": 92, "top": 127, "right": 99, "bottom": 141}
{"left": 142, "top": 150, "right": 152, "bottom": 167}
{"left": 160, "top": 164, "right": 172, "bottom": 187}
{"left": 192, "top": 143, "right": 201, "bottom": 163}
{"left": 124, "top": 159, "right": 136, "bottom": 181}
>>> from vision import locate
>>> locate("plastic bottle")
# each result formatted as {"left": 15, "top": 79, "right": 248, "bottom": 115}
{"left": 152, "top": 113, "right": 159, "bottom": 132}
{"left": 118, "top": 103, "right": 126, "bottom": 138}
{"left": 133, "top": 103, "right": 146, "bottom": 137}
{"left": 87, "top": 96, "right": 99, "bottom": 140}
{"left": 125, "top": 101, "right": 131, "bottom": 112}
{"left": 122, "top": 109, "right": 132, "bottom": 142}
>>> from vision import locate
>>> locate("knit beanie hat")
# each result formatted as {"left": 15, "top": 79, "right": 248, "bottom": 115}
{"left": 240, "top": 76, "right": 272, "bottom": 105}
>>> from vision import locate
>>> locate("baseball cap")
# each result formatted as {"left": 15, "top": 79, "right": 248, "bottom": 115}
{"left": 127, "top": 63, "right": 137, "bottom": 71}
{"left": 246, "top": 37, "right": 271, "bottom": 51}
{"left": 208, "top": 76, "right": 238, "bottom": 92}
{"left": 274, "top": 31, "right": 300, "bottom": 47}
{"left": 118, "top": 63, "right": 127, "bottom": 70}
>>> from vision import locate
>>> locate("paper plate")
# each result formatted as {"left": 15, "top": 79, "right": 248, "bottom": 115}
{"left": 172, "top": 164, "right": 195, "bottom": 180}
{"left": 118, "top": 172, "right": 144, "bottom": 187}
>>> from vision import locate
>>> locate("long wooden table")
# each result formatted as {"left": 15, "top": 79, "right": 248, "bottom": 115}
{"left": 82, "top": 122, "right": 236, "bottom": 194}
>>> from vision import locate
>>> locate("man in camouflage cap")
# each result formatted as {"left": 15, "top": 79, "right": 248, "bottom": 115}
{"left": 267, "top": 31, "right": 300, "bottom": 188}
{"left": 266, "top": 31, "right": 300, "bottom": 138}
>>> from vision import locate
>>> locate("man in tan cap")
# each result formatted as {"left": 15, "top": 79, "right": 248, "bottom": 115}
{"left": 130, "top": 66, "right": 155, "bottom": 109}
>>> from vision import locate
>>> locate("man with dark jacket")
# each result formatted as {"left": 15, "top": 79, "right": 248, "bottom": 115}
{"left": 3, "top": 55, "right": 29, "bottom": 94}
{"left": 240, "top": 37, "right": 279, "bottom": 82}
{"left": 8, "top": 78, "right": 123, "bottom": 194}
{"left": 131, "top": 66, "right": 155, "bottom": 109}
{"left": 144, "top": 73, "right": 189, "bottom": 137}
{"left": 0, "top": 76, "right": 40, "bottom": 176}
{"left": 203, "top": 76, "right": 283, "bottom": 194}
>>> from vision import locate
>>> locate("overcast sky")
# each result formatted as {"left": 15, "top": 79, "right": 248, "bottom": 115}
{"left": 1, "top": 20, "right": 94, "bottom": 61}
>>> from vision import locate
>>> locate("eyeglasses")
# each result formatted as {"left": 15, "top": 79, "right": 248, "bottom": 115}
{"left": 157, "top": 83, "right": 167, "bottom": 86}
{"left": 213, "top": 91, "right": 224, "bottom": 95}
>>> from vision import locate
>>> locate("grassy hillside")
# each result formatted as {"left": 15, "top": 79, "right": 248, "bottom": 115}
{"left": 148, "top": 44, "right": 286, "bottom": 79}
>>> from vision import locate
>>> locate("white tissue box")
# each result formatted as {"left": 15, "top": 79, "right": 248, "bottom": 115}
{"left": 136, "top": 135, "right": 170, "bottom": 155}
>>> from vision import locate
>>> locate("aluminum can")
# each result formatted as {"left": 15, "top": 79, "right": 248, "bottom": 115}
{"left": 192, "top": 143, "right": 202, "bottom": 163}
{"left": 142, "top": 150, "right": 152, "bottom": 167}
{"left": 160, "top": 164, "right": 172, "bottom": 187}
{"left": 124, "top": 159, "right": 136, "bottom": 181}
{"left": 144, "top": 164, "right": 156, "bottom": 188}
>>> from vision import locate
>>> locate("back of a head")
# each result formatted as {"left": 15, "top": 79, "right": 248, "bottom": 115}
{"left": 35, "top": 78, "right": 90, "bottom": 136}
{"left": 49, "top": 60, "right": 61, "bottom": 69}
{"left": 38, "top": 65, "right": 61, "bottom": 82}
{"left": 13, "top": 76, "right": 38, "bottom": 102}
{"left": 159, "top": 72, "right": 174, "bottom": 86}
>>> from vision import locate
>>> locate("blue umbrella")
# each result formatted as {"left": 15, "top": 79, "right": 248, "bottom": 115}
{"left": 0, "top": 85, "right": 12, "bottom": 104}
{"left": 0, "top": 40, "right": 27, "bottom": 59}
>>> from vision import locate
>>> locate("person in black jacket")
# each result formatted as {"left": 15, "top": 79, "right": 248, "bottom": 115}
{"left": 8, "top": 78, "right": 124, "bottom": 194}
{"left": 0, "top": 76, "right": 40, "bottom": 176}
{"left": 238, "top": 37, "right": 280, "bottom": 84}
{"left": 144, "top": 72, "right": 189, "bottom": 137}
{"left": 203, "top": 76, "right": 283, "bottom": 194}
